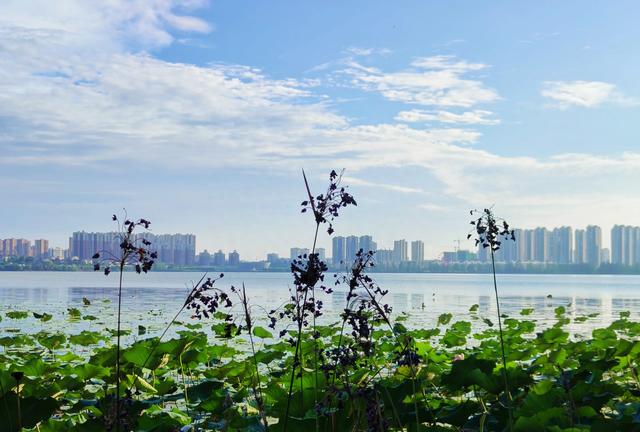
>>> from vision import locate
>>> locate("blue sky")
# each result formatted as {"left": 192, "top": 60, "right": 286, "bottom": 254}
{"left": 2, "top": 1, "right": 640, "bottom": 259}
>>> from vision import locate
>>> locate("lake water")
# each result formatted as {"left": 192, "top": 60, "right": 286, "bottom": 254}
{"left": 1, "top": 271, "right": 640, "bottom": 338}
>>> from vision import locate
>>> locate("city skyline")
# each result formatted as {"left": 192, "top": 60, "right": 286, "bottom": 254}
{"left": 2, "top": 2, "right": 640, "bottom": 260}
{"left": 4, "top": 222, "right": 640, "bottom": 266}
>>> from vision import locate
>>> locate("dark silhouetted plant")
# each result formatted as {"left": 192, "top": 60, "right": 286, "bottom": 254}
{"left": 469, "top": 207, "right": 515, "bottom": 430}
{"left": 279, "top": 169, "right": 356, "bottom": 432}
{"left": 92, "top": 213, "right": 156, "bottom": 432}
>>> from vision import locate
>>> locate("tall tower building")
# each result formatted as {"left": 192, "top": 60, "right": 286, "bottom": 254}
{"left": 358, "top": 235, "right": 377, "bottom": 254}
{"left": 228, "top": 250, "right": 240, "bottom": 266}
{"left": 411, "top": 240, "right": 424, "bottom": 262}
{"left": 549, "top": 227, "right": 572, "bottom": 264}
{"left": 514, "top": 229, "right": 526, "bottom": 262}
{"left": 574, "top": 229, "right": 586, "bottom": 264}
{"left": 393, "top": 239, "right": 408, "bottom": 263}
{"left": 345, "top": 235, "right": 360, "bottom": 262}
{"left": 33, "top": 239, "right": 49, "bottom": 258}
{"left": 585, "top": 225, "right": 602, "bottom": 267}
{"left": 533, "top": 227, "right": 548, "bottom": 262}
{"left": 332, "top": 236, "right": 346, "bottom": 265}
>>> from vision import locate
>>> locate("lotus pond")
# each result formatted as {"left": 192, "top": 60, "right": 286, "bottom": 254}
{"left": 3, "top": 271, "right": 640, "bottom": 431}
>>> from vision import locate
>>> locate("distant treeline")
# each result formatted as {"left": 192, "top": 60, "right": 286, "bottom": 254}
{"left": 3, "top": 257, "right": 640, "bottom": 275}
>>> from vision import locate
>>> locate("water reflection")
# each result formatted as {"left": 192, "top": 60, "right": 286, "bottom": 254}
{"left": 1, "top": 272, "right": 640, "bottom": 338}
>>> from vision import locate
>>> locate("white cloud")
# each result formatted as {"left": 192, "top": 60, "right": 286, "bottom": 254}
{"left": 2, "top": 3, "right": 640, "bottom": 240}
{"left": 541, "top": 80, "right": 636, "bottom": 109}
{"left": 341, "top": 55, "right": 499, "bottom": 107}
{"left": 395, "top": 109, "right": 500, "bottom": 125}
{"left": 0, "top": 0, "right": 212, "bottom": 50}
{"left": 343, "top": 47, "right": 391, "bottom": 57}
{"left": 342, "top": 176, "right": 424, "bottom": 194}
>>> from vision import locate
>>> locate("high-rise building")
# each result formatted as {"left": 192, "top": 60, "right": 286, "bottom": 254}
{"left": 33, "top": 239, "right": 49, "bottom": 258}
{"left": 316, "top": 248, "right": 326, "bottom": 261}
{"left": 611, "top": 225, "right": 640, "bottom": 266}
{"left": 585, "top": 225, "right": 602, "bottom": 266}
{"left": 213, "top": 250, "right": 226, "bottom": 266}
{"left": 332, "top": 236, "right": 346, "bottom": 265}
{"left": 359, "top": 235, "right": 377, "bottom": 254}
{"left": 393, "top": 239, "right": 408, "bottom": 263}
{"left": 574, "top": 229, "right": 586, "bottom": 264}
{"left": 533, "top": 228, "right": 548, "bottom": 262}
{"left": 228, "top": 250, "right": 240, "bottom": 266}
{"left": 514, "top": 229, "right": 526, "bottom": 262}
{"left": 290, "top": 247, "right": 309, "bottom": 259}
{"left": 549, "top": 227, "right": 572, "bottom": 264}
{"left": 198, "top": 249, "right": 212, "bottom": 266}
{"left": 266, "top": 253, "right": 279, "bottom": 264}
{"left": 52, "top": 247, "right": 65, "bottom": 260}
{"left": 524, "top": 229, "right": 536, "bottom": 262}
{"left": 1, "top": 239, "right": 18, "bottom": 257}
{"left": 345, "top": 235, "right": 359, "bottom": 262}
{"left": 69, "top": 231, "right": 195, "bottom": 265}
{"left": 411, "top": 240, "right": 424, "bottom": 262}
{"left": 376, "top": 249, "right": 394, "bottom": 265}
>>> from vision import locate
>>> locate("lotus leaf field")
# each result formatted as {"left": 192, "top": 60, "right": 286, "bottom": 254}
{"left": 2, "top": 302, "right": 640, "bottom": 431}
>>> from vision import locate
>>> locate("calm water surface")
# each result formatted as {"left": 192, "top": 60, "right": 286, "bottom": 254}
{"left": 1, "top": 271, "right": 640, "bottom": 338}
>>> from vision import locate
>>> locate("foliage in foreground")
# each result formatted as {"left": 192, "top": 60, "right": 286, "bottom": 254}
{"left": 2, "top": 305, "right": 640, "bottom": 431}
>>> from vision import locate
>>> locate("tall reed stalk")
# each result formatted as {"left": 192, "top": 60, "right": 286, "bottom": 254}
{"left": 469, "top": 208, "right": 515, "bottom": 431}
{"left": 282, "top": 169, "right": 356, "bottom": 432}
{"left": 93, "top": 214, "right": 156, "bottom": 431}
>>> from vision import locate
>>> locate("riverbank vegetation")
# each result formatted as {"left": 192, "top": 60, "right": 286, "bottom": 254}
{"left": 1, "top": 171, "right": 640, "bottom": 431}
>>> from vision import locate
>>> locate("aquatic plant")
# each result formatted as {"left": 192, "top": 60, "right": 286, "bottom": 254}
{"left": 469, "top": 207, "right": 516, "bottom": 429}
{"left": 281, "top": 169, "right": 357, "bottom": 432}
{"left": 92, "top": 213, "right": 156, "bottom": 431}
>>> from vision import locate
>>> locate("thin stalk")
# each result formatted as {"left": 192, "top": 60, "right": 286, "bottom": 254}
{"left": 490, "top": 249, "right": 513, "bottom": 431}
{"left": 243, "top": 284, "right": 268, "bottom": 431}
{"left": 127, "top": 273, "right": 209, "bottom": 394}
{"left": 15, "top": 378, "right": 22, "bottom": 431}
{"left": 283, "top": 221, "right": 320, "bottom": 432}
{"left": 116, "top": 260, "right": 124, "bottom": 432}
{"left": 0, "top": 378, "right": 12, "bottom": 428}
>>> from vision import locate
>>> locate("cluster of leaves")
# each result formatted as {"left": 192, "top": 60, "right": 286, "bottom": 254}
{"left": 300, "top": 169, "right": 357, "bottom": 235}
{"left": 92, "top": 215, "right": 157, "bottom": 275}
{"left": 469, "top": 208, "right": 515, "bottom": 251}
{"left": 4, "top": 303, "right": 640, "bottom": 431}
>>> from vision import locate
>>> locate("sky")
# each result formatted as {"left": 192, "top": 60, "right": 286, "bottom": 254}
{"left": 2, "top": 1, "right": 640, "bottom": 260}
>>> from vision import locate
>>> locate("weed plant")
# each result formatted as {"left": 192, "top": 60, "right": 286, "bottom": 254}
{"left": 1, "top": 175, "right": 640, "bottom": 431}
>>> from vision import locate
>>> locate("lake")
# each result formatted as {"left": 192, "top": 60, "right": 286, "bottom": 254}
{"left": 1, "top": 271, "right": 640, "bottom": 338}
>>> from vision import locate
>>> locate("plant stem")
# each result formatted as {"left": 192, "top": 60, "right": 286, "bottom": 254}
{"left": 0, "top": 378, "right": 12, "bottom": 428}
{"left": 116, "top": 260, "right": 124, "bottom": 432}
{"left": 127, "top": 273, "right": 209, "bottom": 395}
{"left": 283, "top": 222, "right": 320, "bottom": 432}
{"left": 491, "top": 249, "right": 513, "bottom": 431}
{"left": 243, "top": 284, "right": 268, "bottom": 431}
